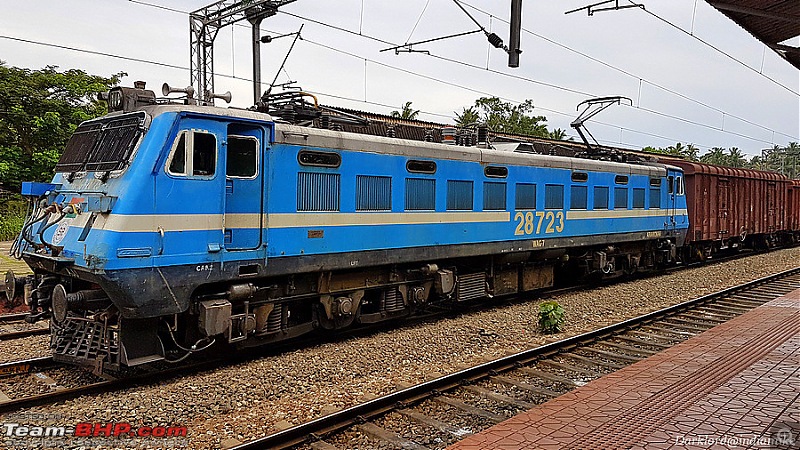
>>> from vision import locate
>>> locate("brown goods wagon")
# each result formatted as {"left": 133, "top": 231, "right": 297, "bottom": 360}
{"left": 789, "top": 180, "right": 800, "bottom": 232}
{"left": 662, "top": 160, "right": 789, "bottom": 245}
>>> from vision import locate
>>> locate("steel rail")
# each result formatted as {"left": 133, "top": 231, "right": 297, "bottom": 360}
{"left": 232, "top": 266, "right": 800, "bottom": 449}
{"left": 0, "top": 313, "right": 30, "bottom": 323}
{"left": 0, "top": 328, "right": 49, "bottom": 340}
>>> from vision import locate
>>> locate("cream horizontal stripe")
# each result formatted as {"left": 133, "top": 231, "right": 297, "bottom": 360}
{"left": 66, "top": 208, "right": 685, "bottom": 234}
{"left": 566, "top": 209, "right": 688, "bottom": 220}
{"left": 224, "top": 213, "right": 263, "bottom": 229}
{"left": 93, "top": 214, "right": 224, "bottom": 233}
{"left": 67, "top": 211, "right": 511, "bottom": 233}
{"left": 268, "top": 212, "right": 511, "bottom": 228}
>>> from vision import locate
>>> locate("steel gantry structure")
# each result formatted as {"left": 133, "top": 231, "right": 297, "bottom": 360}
{"left": 190, "top": 0, "right": 297, "bottom": 104}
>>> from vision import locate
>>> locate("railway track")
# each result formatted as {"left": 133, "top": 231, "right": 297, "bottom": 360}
{"left": 0, "top": 252, "right": 791, "bottom": 418}
{"left": 230, "top": 267, "right": 800, "bottom": 450}
{"left": 0, "top": 312, "right": 49, "bottom": 340}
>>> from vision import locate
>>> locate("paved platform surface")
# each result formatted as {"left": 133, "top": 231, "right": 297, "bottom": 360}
{"left": 449, "top": 287, "right": 800, "bottom": 450}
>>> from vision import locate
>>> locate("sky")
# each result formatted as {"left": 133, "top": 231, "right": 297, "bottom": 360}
{"left": 0, "top": 0, "right": 798, "bottom": 158}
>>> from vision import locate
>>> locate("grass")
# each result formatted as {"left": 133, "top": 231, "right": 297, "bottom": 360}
{"left": 0, "top": 197, "right": 26, "bottom": 241}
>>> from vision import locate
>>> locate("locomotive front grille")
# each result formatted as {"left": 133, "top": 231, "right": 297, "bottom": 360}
{"left": 457, "top": 272, "right": 487, "bottom": 301}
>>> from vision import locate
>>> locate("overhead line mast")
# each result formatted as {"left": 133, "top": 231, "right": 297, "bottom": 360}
{"left": 190, "top": 0, "right": 297, "bottom": 105}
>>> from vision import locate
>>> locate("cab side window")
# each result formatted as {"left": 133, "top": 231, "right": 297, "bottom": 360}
{"left": 227, "top": 136, "right": 258, "bottom": 178}
{"left": 167, "top": 130, "right": 217, "bottom": 178}
{"left": 168, "top": 133, "right": 187, "bottom": 175}
{"left": 193, "top": 133, "right": 216, "bottom": 176}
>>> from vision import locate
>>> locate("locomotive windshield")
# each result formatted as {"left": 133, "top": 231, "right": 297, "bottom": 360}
{"left": 55, "top": 112, "right": 146, "bottom": 173}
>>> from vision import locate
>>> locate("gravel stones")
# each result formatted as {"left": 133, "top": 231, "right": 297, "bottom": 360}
{"left": 1, "top": 247, "right": 797, "bottom": 449}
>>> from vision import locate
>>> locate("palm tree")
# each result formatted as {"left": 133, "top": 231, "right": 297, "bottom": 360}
{"left": 454, "top": 106, "right": 480, "bottom": 127}
{"left": 390, "top": 101, "right": 420, "bottom": 120}
{"left": 548, "top": 128, "right": 568, "bottom": 140}
{"left": 700, "top": 147, "right": 727, "bottom": 165}
{"left": 683, "top": 144, "right": 699, "bottom": 161}
{"left": 727, "top": 147, "right": 746, "bottom": 168}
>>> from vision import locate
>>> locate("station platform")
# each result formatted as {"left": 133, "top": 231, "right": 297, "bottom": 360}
{"left": 449, "top": 288, "right": 800, "bottom": 450}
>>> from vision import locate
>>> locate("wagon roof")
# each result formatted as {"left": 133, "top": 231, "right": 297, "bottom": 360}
{"left": 663, "top": 159, "right": 789, "bottom": 181}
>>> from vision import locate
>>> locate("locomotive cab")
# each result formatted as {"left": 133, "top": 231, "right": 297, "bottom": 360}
{"left": 9, "top": 85, "right": 278, "bottom": 371}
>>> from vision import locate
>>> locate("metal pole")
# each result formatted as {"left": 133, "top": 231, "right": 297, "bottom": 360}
{"left": 251, "top": 17, "right": 264, "bottom": 104}
{"left": 508, "top": 0, "right": 522, "bottom": 68}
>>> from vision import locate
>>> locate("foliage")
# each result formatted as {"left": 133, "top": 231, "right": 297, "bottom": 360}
{"left": 454, "top": 106, "right": 481, "bottom": 128}
{"left": 0, "top": 197, "right": 26, "bottom": 241}
{"left": 0, "top": 62, "right": 124, "bottom": 191}
{"left": 643, "top": 142, "right": 799, "bottom": 178}
{"left": 471, "top": 97, "right": 550, "bottom": 137}
{"left": 752, "top": 143, "right": 799, "bottom": 179}
{"left": 642, "top": 142, "right": 699, "bottom": 161}
{"left": 699, "top": 147, "right": 746, "bottom": 168}
{"left": 548, "top": 128, "right": 570, "bottom": 141}
{"left": 537, "top": 300, "right": 565, "bottom": 334}
{"left": 390, "top": 101, "right": 420, "bottom": 120}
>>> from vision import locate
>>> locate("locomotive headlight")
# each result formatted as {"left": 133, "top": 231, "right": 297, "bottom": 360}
{"left": 107, "top": 88, "right": 123, "bottom": 112}
{"left": 51, "top": 284, "right": 69, "bottom": 324}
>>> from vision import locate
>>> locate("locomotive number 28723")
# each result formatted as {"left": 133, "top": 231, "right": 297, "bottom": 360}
{"left": 513, "top": 211, "right": 565, "bottom": 236}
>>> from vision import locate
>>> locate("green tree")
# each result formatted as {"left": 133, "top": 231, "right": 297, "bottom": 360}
{"left": 700, "top": 147, "right": 727, "bottom": 165}
{"left": 548, "top": 128, "right": 569, "bottom": 140}
{"left": 454, "top": 106, "right": 480, "bottom": 127}
{"left": 757, "top": 142, "right": 799, "bottom": 178}
{"left": 472, "top": 97, "right": 549, "bottom": 137}
{"left": 727, "top": 147, "right": 746, "bottom": 168}
{"left": 0, "top": 62, "right": 123, "bottom": 191}
{"left": 642, "top": 143, "right": 699, "bottom": 161}
{"left": 390, "top": 101, "right": 419, "bottom": 120}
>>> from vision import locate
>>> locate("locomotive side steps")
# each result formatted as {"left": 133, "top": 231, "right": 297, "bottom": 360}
{"left": 228, "top": 267, "right": 800, "bottom": 450}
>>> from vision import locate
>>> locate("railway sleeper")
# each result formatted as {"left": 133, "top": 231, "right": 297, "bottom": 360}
{"left": 614, "top": 334, "right": 673, "bottom": 349}
{"left": 490, "top": 375, "right": 561, "bottom": 397}
{"left": 562, "top": 352, "right": 625, "bottom": 370}
{"left": 309, "top": 440, "right": 340, "bottom": 450}
{"left": 663, "top": 316, "right": 722, "bottom": 327}
{"left": 356, "top": 422, "right": 429, "bottom": 450}
{"left": 538, "top": 359, "right": 603, "bottom": 379}
{"left": 689, "top": 307, "right": 736, "bottom": 319}
{"left": 596, "top": 341, "right": 657, "bottom": 356}
{"left": 516, "top": 367, "right": 580, "bottom": 387}
{"left": 581, "top": 346, "right": 643, "bottom": 363}
{"left": 645, "top": 323, "right": 703, "bottom": 335}
{"left": 433, "top": 396, "right": 506, "bottom": 423}
{"left": 698, "top": 304, "right": 749, "bottom": 315}
{"left": 463, "top": 385, "right": 536, "bottom": 410}
{"left": 396, "top": 408, "right": 468, "bottom": 438}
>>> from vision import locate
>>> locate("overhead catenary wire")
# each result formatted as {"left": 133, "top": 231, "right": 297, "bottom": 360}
{"left": 268, "top": 9, "right": 793, "bottom": 146}
{"left": 278, "top": 2, "right": 799, "bottom": 143}
{"left": 0, "top": 30, "right": 769, "bottom": 150}
{"left": 0, "top": 32, "right": 710, "bottom": 151}
{"left": 624, "top": 0, "right": 799, "bottom": 97}
{"left": 6, "top": 0, "right": 794, "bottom": 150}
{"left": 267, "top": 6, "right": 797, "bottom": 144}
{"left": 457, "top": 1, "right": 799, "bottom": 142}
{"left": 126, "top": 0, "right": 800, "bottom": 145}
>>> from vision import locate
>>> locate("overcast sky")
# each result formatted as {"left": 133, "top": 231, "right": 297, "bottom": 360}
{"left": 1, "top": 0, "right": 798, "bottom": 157}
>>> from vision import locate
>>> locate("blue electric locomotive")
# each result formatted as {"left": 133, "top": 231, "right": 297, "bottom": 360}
{"left": 6, "top": 83, "right": 688, "bottom": 371}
